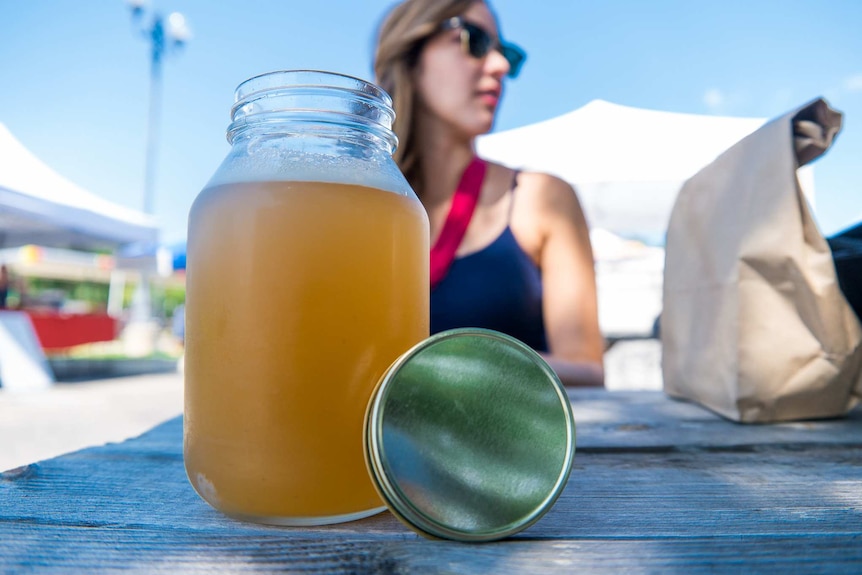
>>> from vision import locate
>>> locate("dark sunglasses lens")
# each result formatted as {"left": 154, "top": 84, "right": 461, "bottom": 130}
{"left": 500, "top": 43, "right": 526, "bottom": 78}
{"left": 463, "top": 23, "right": 492, "bottom": 58}
{"left": 456, "top": 20, "right": 526, "bottom": 79}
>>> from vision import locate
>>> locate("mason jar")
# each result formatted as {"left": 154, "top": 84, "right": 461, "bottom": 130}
{"left": 183, "top": 70, "right": 430, "bottom": 525}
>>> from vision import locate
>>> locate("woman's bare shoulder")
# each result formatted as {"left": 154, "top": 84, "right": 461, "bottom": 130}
{"left": 510, "top": 170, "right": 584, "bottom": 217}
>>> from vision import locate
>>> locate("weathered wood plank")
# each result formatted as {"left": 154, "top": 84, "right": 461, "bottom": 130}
{"left": 12, "top": 389, "right": 854, "bottom": 458}
{"left": 2, "top": 525, "right": 861, "bottom": 574}
{"left": 1, "top": 391, "right": 860, "bottom": 573}
{"left": 3, "top": 427, "right": 859, "bottom": 539}
{"left": 569, "top": 390, "right": 862, "bottom": 449}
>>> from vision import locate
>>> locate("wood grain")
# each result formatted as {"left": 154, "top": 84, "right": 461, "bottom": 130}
{"left": 1, "top": 391, "right": 860, "bottom": 573}
{"left": 569, "top": 389, "right": 862, "bottom": 449}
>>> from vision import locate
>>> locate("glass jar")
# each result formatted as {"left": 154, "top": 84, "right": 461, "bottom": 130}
{"left": 183, "top": 70, "right": 430, "bottom": 525}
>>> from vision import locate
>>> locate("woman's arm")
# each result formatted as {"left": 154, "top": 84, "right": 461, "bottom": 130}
{"left": 539, "top": 354, "right": 604, "bottom": 387}
{"left": 525, "top": 173, "right": 605, "bottom": 387}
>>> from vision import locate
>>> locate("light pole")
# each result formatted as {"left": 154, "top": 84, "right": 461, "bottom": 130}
{"left": 123, "top": 1, "right": 190, "bottom": 337}
{"left": 126, "top": 0, "right": 191, "bottom": 215}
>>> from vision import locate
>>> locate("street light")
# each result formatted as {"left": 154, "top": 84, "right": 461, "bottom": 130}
{"left": 126, "top": 0, "right": 191, "bottom": 215}
{"left": 123, "top": 1, "right": 190, "bottom": 333}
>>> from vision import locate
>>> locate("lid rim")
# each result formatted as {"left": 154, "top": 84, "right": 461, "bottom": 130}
{"left": 364, "top": 328, "right": 577, "bottom": 542}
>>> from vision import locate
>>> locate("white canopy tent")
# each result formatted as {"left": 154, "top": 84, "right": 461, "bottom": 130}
{"left": 0, "top": 123, "right": 160, "bottom": 389}
{"left": 477, "top": 99, "right": 815, "bottom": 242}
{"left": 0, "top": 123, "right": 158, "bottom": 251}
{"left": 478, "top": 100, "right": 819, "bottom": 338}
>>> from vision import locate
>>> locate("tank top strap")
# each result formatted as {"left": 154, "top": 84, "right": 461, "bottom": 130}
{"left": 507, "top": 170, "right": 520, "bottom": 224}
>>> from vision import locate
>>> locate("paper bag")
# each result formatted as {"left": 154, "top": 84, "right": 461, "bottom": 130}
{"left": 661, "top": 98, "right": 862, "bottom": 423}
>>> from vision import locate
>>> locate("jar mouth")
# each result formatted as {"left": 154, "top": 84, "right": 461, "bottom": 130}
{"left": 234, "top": 70, "right": 392, "bottom": 109}
{"left": 227, "top": 70, "right": 397, "bottom": 150}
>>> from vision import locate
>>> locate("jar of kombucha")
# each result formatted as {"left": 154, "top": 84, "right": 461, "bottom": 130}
{"left": 183, "top": 70, "right": 429, "bottom": 525}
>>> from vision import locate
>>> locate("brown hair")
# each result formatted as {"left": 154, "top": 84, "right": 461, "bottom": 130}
{"left": 374, "top": 0, "right": 478, "bottom": 189}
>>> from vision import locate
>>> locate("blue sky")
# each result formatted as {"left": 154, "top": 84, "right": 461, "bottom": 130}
{"left": 2, "top": 0, "right": 860, "bottom": 244}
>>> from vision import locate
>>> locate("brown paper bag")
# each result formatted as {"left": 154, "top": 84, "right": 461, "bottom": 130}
{"left": 661, "top": 98, "right": 862, "bottom": 422}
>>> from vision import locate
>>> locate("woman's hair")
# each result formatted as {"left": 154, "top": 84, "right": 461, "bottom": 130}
{"left": 374, "top": 0, "right": 479, "bottom": 189}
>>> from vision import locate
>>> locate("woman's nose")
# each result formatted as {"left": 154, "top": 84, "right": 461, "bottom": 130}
{"left": 485, "top": 48, "right": 510, "bottom": 79}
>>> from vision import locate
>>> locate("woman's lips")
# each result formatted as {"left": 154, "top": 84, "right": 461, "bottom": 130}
{"left": 478, "top": 91, "right": 500, "bottom": 108}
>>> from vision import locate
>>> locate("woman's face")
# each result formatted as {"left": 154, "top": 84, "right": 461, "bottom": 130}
{"left": 414, "top": 1, "right": 511, "bottom": 139}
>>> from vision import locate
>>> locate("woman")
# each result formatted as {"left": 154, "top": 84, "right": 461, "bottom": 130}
{"left": 375, "top": 0, "right": 604, "bottom": 386}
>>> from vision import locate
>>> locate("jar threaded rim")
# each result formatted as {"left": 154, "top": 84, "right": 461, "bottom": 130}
{"left": 227, "top": 70, "right": 397, "bottom": 151}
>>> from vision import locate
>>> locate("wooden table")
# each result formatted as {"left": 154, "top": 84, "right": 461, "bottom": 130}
{"left": 2, "top": 389, "right": 860, "bottom": 573}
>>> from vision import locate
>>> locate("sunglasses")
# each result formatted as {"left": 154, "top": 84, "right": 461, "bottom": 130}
{"left": 439, "top": 16, "right": 526, "bottom": 78}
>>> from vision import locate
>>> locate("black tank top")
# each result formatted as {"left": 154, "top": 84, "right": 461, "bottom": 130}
{"left": 430, "top": 225, "right": 548, "bottom": 352}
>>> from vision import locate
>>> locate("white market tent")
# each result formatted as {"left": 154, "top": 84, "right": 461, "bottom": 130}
{"left": 0, "top": 123, "right": 158, "bottom": 251}
{"left": 477, "top": 100, "right": 820, "bottom": 339}
{"left": 0, "top": 123, "right": 159, "bottom": 390}
{"left": 477, "top": 99, "right": 816, "bottom": 242}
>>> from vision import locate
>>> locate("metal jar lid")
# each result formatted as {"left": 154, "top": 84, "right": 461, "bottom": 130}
{"left": 364, "top": 328, "right": 576, "bottom": 542}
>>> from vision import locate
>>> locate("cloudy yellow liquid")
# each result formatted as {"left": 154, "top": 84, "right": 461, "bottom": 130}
{"left": 183, "top": 180, "right": 429, "bottom": 523}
